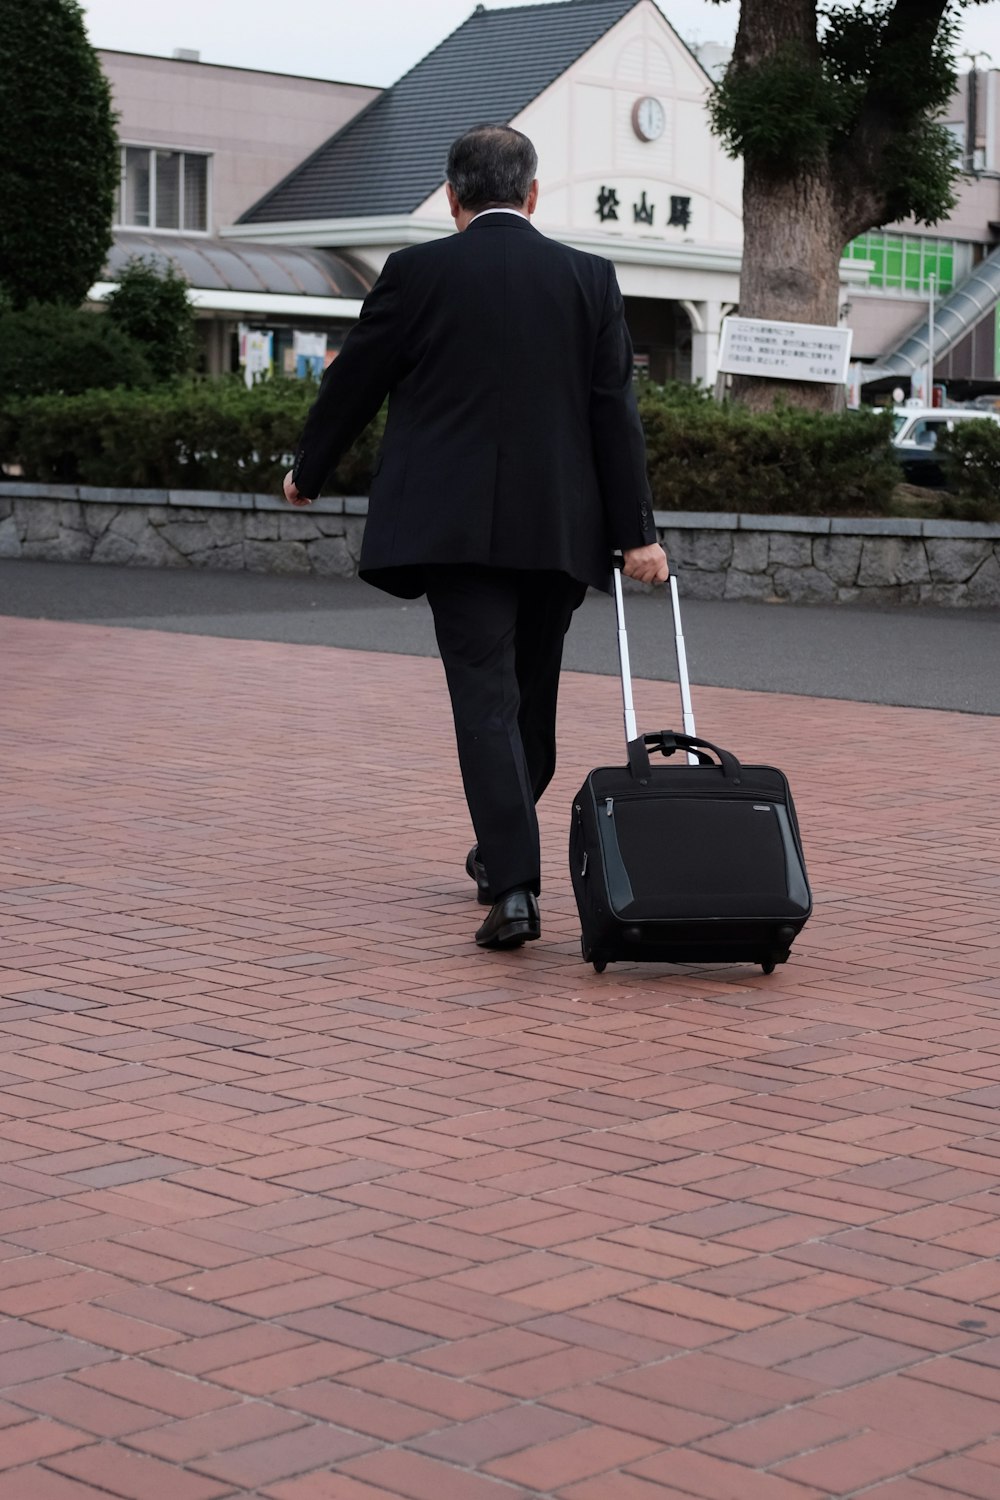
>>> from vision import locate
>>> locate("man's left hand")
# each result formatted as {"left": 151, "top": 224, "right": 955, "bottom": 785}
{"left": 283, "top": 470, "right": 312, "bottom": 507}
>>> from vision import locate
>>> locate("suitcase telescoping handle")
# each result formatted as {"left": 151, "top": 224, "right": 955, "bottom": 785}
{"left": 612, "top": 560, "right": 700, "bottom": 766}
{"left": 669, "top": 574, "right": 699, "bottom": 754}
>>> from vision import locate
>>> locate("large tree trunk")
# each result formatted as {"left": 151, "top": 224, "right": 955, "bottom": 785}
{"left": 718, "top": 0, "right": 955, "bottom": 410}
{"left": 727, "top": 0, "right": 846, "bottom": 411}
{"left": 732, "top": 167, "right": 846, "bottom": 411}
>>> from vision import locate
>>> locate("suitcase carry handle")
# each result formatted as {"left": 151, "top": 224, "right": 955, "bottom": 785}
{"left": 627, "top": 731, "right": 742, "bottom": 784}
{"left": 632, "top": 731, "right": 716, "bottom": 768}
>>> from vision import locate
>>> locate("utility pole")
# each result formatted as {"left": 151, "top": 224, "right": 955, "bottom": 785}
{"left": 927, "top": 273, "right": 936, "bottom": 404}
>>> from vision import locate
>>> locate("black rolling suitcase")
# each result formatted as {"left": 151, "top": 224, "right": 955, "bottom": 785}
{"left": 570, "top": 566, "right": 812, "bottom": 974}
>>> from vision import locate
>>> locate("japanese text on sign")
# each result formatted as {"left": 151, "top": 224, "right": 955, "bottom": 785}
{"left": 717, "top": 317, "right": 853, "bottom": 384}
{"left": 596, "top": 188, "right": 691, "bottom": 230}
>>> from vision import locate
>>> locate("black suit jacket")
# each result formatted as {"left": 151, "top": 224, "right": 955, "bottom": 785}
{"left": 292, "top": 213, "right": 656, "bottom": 597}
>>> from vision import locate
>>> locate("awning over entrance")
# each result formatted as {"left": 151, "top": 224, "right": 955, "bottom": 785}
{"left": 92, "top": 232, "right": 372, "bottom": 318}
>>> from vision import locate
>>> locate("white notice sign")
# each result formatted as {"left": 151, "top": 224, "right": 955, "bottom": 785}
{"left": 718, "top": 317, "right": 853, "bottom": 385}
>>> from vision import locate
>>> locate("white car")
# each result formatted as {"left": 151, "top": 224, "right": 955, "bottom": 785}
{"left": 891, "top": 406, "right": 1000, "bottom": 487}
{"left": 892, "top": 406, "right": 1000, "bottom": 447}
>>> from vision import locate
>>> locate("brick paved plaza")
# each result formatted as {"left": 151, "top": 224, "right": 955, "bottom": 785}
{"left": 1, "top": 614, "right": 1000, "bottom": 1499}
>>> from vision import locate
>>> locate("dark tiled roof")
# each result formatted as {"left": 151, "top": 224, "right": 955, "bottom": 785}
{"left": 239, "top": 0, "right": 640, "bottom": 224}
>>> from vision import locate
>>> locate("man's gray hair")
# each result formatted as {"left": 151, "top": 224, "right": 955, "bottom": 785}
{"left": 446, "top": 124, "right": 538, "bottom": 212}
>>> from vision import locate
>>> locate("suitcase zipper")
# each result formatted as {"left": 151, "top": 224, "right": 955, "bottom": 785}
{"left": 573, "top": 804, "right": 589, "bottom": 879}
{"left": 600, "top": 787, "right": 783, "bottom": 806}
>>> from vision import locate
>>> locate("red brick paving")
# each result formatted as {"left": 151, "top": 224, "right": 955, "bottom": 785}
{"left": 0, "top": 613, "right": 999, "bottom": 1499}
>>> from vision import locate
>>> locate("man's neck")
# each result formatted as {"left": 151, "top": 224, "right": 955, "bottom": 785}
{"left": 455, "top": 203, "right": 529, "bottom": 231}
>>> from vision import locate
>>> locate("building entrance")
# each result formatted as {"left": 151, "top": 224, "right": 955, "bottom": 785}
{"left": 624, "top": 297, "right": 692, "bottom": 385}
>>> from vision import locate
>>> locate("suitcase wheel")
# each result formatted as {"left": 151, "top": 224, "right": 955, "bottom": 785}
{"left": 582, "top": 938, "right": 608, "bottom": 973}
{"left": 761, "top": 946, "right": 793, "bottom": 975}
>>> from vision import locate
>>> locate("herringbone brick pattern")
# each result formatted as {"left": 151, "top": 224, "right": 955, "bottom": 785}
{"left": 0, "top": 614, "right": 999, "bottom": 1499}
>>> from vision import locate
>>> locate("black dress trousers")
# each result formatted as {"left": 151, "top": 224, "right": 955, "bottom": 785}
{"left": 424, "top": 566, "right": 587, "bottom": 901}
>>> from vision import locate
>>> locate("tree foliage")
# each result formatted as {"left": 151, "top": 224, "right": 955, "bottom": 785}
{"left": 0, "top": 0, "right": 118, "bottom": 309}
{"left": 704, "top": 0, "right": 992, "bottom": 409}
{"left": 104, "top": 258, "right": 197, "bottom": 378}
{"left": 709, "top": 0, "right": 989, "bottom": 245}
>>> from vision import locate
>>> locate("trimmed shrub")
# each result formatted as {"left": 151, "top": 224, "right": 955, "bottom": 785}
{"left": 1, "top": 374, "right": 897, "bottom": 514}
{"left": 0, "top": 303, "right": 154, "bottom": 399}
{"left": 0, "top": 377, "right": 384, "bottom": 494}
{"left": 104, "top": 258, "right": 197, "bottom": 379}
{"left": 638, "top": 384, "right": 899, "bottom": 515}
{"left": 937, "top": 419, "right": 1000, "bottom": 519}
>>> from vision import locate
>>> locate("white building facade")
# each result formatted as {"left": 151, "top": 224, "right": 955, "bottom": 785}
{"left": 229, "top": 0, "right": 744, "bottom": 388}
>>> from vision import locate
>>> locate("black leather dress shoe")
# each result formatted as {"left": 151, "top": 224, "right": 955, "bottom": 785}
{"left": 465, "top": 845, "right": 491, "bottom": 906}
{"left": 475, "top": 889, "right": 540, "bottom": 950}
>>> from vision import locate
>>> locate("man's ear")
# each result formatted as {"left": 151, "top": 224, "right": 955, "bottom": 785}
{"left": 446, "top": 183, "right": 461, "bottom": 222}
{"left": 526, "top": 179, "right": 539, "bottom": 215}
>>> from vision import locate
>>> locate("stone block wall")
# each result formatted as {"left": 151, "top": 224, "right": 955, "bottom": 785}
{"left": 1, "top": 485, "right": 999, "bottom": 606}
{"left": 658, "top": 513, "right": 1000, "bottom": 607}
{"left": 0, "top": 487, "right": 366, "bottom": 578}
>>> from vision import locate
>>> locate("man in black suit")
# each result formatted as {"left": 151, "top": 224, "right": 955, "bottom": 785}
{"left": 284, "top": 124, "right": 668, "bottom": 950}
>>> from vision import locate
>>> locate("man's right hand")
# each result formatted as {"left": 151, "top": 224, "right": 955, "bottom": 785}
{"left": 623, "top": 542, "right": 669, "bottom": 585}
{"left": 283, "top": 470, "right": 312, "bottom": 507}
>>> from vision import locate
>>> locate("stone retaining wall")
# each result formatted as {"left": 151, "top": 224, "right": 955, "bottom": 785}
{"left": 1, "top": 484, "right": 999, "bottom": 606}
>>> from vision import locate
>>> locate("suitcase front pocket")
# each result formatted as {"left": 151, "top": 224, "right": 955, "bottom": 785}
{"left": 597, "top": 794, "right": 808, "bottom": 920}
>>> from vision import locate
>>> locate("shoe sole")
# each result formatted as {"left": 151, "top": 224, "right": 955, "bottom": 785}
{"left": 476, "top": 923, "right": 540, "bottom": 951}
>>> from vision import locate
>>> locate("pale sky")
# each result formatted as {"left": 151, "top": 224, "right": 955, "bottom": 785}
{"left": 78, "top": 0, "right": 1000, "bottom": 88}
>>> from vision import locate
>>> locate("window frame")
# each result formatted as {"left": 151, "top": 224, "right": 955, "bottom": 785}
{"left": 842, "top": 231, "right": 971, "bottom": 298}
{"left": 114, "top": 142, "right": 212, "bottom": 235}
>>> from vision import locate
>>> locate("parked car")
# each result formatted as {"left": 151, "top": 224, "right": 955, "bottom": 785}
{"left": 892, "top": 406, "right": 1000, "bottom": 488}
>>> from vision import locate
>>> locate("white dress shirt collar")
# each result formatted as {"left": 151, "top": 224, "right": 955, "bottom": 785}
{"left": 469, "top": 208, "right": 531, "bottom": 223}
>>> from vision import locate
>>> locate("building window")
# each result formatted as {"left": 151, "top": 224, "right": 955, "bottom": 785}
{"left": 116, "top": 146, "right": 210, "bottom": 232}
{"left": 842, "top": 232, "right": 970, "bottom": 297}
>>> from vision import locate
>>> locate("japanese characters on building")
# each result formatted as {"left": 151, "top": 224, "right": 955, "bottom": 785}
{"left": 596, "top": 187, "right": 692, "bottom": 230}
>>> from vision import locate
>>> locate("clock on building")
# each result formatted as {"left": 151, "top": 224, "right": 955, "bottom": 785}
{"left": 631, "top": 96, "right": 665, "bottom": 142}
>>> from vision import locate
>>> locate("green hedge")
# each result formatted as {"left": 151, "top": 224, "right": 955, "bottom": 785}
{"left": 0, "top": 378, "right": 384, "bottom": 494}
{"left": 0, "top": 303, "right": 154, "bottom": 399}
{"left": 937, "top": 419, "right": 1000, "bottom": 519}
{"left": 638, "top": 384, "right": 899, "bottom": 515}
{"left": 1, "top": 377, "right": 898, "bottom": 514}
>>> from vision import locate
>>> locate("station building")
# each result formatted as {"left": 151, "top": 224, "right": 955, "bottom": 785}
{"left": 95, "top": 47, "right": 380, "bottom": 374}
{"left": 94, "top": 0, "right": 1000, "bottom": 398}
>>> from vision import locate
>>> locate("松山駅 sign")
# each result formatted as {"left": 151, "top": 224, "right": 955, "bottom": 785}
{"left": 718, "top": 317, "right": 853, "bottom": 385}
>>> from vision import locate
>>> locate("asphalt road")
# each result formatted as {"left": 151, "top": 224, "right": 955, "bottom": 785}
{"left": 2, "top": 558, "right": 999, "bottom": 715}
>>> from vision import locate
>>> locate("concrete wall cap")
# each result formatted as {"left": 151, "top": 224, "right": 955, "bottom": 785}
{"left": 920, "top": 518, "right": 1000, "bottom": 539}
{"left": 166, "top": 489, "right": 254, "bottom": 510}
{"left": 739, "top": 515, "right": 831, "bottom": 534}
{"left": 830, "top": 517, "right": 924, "bottom": 536}
{"left": 252, "top": 494, "right": 349, "bottom": 514}
{"left": 0, "top": 482, "right": 80, "bottom": 501}
{"left": 653, "top": 511, "right": 739, "bottom": 529}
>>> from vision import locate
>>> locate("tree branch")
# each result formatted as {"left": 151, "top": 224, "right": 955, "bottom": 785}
{"left": 835, "top": 0, "right": 954, "bottom": 236}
